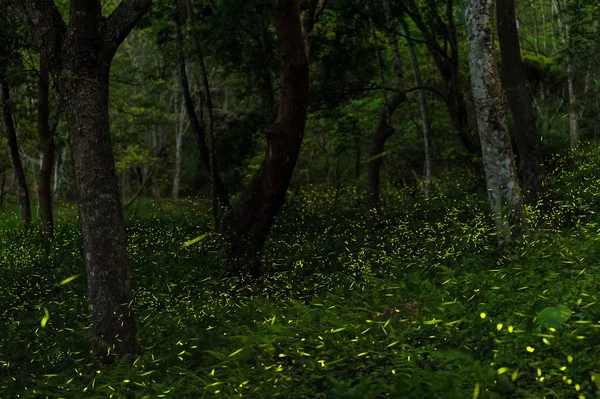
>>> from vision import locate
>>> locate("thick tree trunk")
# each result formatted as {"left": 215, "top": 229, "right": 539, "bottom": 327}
{"left": 10, "top": 0, "right": 152, "bottom": 359}
{"left": 219, "top": 0, "right": 309, "bottom": 276}
{"left": 466, "top": 0, "right": 525, "bottom": 243}
{"left": 38, "top": 54, "right": 55, "bottom": 238}
{"left": 497, "top": 0, "right": 547, "bottom": 204}
{"left": 58, "top": 67, "right": 137, "bottom": 356}
{"left": 173, "top": 2, "right": 229, "bottom": 210}
{"left": 0, "top": 64, "right": 32, "bottom": 229}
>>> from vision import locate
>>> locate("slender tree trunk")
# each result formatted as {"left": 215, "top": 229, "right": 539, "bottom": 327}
{"left": 355, "top": 132, "right": 360, "bottom": 179}
{"left": 184, "top": 0, "right": 223, "bottom": 223}
{"left": 403, "top": 19, "right": 433, "bottom": 197}
{"left": 402, "top": 0, "right": 478, "bottom": 155}
{"left": 0, "top": 64, "right": 31, "bottom": 229}
{"left": 38, "top": 54, "right": 55, "bottom": 238}
{"left": 219, "top": 0, "right": 309, "bottom": 276}
{"left": 497, "top": 0, "right": 547, "bottom": 204}
{"left": 173, "top": 1, "right": 229, "bottom": 210}
{"left": 466, "top": 0, "right": 525, "bottom": 243}
{"left": 366, "top": 0, "right": 406, "bottom": 221}
{"left": 172, "top": 95, "right": 186, "bottom": 199}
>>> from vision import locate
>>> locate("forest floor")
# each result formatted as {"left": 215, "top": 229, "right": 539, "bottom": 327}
{"left": 2, "top": 152, "right": 600, "bottom": 398}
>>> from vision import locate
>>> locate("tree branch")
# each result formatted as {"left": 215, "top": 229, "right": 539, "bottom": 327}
{"left": 104, "top": 0, "right": 153, "bottom": 56}
{"left": 7, "top": 0, "right": 66, "bottom": 63}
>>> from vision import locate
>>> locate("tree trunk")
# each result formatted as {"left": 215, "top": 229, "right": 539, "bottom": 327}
{"left": 10, "top": 0, "right": 153, "bottom": 359}
{"left": 219, "top": 0, "right": 309, "bottom": 276}
{"left": 402, "top": 0, "right": 478, "bottom": 155}
{"left": 366, "top": 0, "right": 406, "bottom": 221}
{"left": 0, "top": 64, "right": 31, "bottom": 229}
{"left": 184, "top": 0, "right": 223, "bottom": 225}
{"left": 38, "top": 54, "right": 55, "bottom": 238}
{"left": 172, "top": 95, "right": 186, "bottom": 199}
{"left": 497, "top": 0, "right": 547, "bottom": 204}
{"left": 466, "top": 0, "right": 525, "bottom": 243}
{"left": 172, "top": 1, "right": 229, "bottom": 210}
{"left": 60, "top": 67, "right": 137, "bottom": 356}
{"left": 403, "top": 18, "right": 433, "bottom": 197}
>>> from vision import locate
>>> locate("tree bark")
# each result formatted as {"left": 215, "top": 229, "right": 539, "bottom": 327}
{"left": 38, "top": 54, "right": 55, "bottom": 238}
{"left": 219, "top": 0, "right": 309, "bottom": 276}
{"left": 466, "top": 0, "right": 525, "bottom": 244}
{"left": 0, "top": 64, "right": 31, "bottom": 230}
{"left": 172, "top": 1, "right": 229, "bottom": 210}
{"left": 183, "top": 0, "right": 223, "bottom": 225}
{"left": 402, "top": 0, "right": 479, "bottom": 155}
{"left": 9, "top": 0, "right": 152, "bottom": 359}
{"left": 172, "top": 94, "right": 187, "bottom": 199}
{"left": 497, "top": 0, "right": 547, "bottom": 204}
{"left": 403, "top": 18, "right": 433, "bottom": 197}
{"left": 366, "top": 0, "right": 406, "bottom": 221}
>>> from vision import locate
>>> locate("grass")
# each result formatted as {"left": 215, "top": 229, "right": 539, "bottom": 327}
{"left": 2, "top": 151, "right": 600, "bottom": 398}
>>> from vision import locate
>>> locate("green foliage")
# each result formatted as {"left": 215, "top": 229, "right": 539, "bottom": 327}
{"left": 4, "top": 150, "right": 600, "bottom": 397}
{"left": 537, "top": 305, "right": 572, "bottom": 330}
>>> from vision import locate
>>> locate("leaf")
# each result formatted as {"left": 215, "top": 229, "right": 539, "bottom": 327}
{"left": 59, "top": 274, "right": 80, "bottom": 286}
{"left": 41, "top": 308, "right": 50, "bottom": 328}
{"left": 537, "top": 305, "right": 572, "bottom": 329}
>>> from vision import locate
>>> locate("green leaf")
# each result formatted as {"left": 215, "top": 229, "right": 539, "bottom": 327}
{"left": 537, "top": 305, "right": 572, "bottom": 329}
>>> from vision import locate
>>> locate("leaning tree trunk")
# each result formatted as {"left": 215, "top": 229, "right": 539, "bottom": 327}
{"left": 466, "top": 0, "right": 525, "bottom": 243}
{"left": 38, "top": 54, "right": 55, "bottom": 238}
{"left": 497, "top": 0, "right": 547, "bottom": 204}
{"left": 0, "top": 64, "right": 31, "bottom": 230}
{"left": 10, "top": 0, "right": 153, "bottom": 360}
{"left": 219, "top": 0, "right": 309, "bottom": 276}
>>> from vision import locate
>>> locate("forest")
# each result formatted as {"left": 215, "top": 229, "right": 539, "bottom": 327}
{"left": 1, "top": 0, "right": 600, "bottom": 397}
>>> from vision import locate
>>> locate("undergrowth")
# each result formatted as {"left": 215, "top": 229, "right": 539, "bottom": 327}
{"left": 2, "top": 149, "right": 600, "bottom": 398}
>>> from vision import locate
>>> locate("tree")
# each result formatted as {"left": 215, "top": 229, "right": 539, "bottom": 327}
{"left": 9, "top": 0, "right": 152, "bottom": 358}
{"left": 401, "top": 0, "right": 479, "bottom": 155}
{"left": 172, "top": 0, "right": 229, "bottom": 226}
{"left": 37, "top": 53, "right": 55, "bottom": 238}
{"left": 465, "top": 0, "right": 525, "bottom": 243}
{"left": 0, "top": 63, "right": 31, "bottom": 230}
{"left": 497, "top": 0, "right": 547, "bottom": 204}
{"left": 402, "top": 17, "right": 433, "bottom": 197}
{"left": 0, "top": 7, "right": 31, "bottom": 230}
{"left": 366, "top": 0, "right": 406, "bottom": 221}
{"left": 219, "top": 0, "right": 310, "bottom": 276}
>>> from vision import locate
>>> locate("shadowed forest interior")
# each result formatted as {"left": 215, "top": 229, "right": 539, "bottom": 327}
{"left": 1, "top": 0, "right": 600, "bottom": 397}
